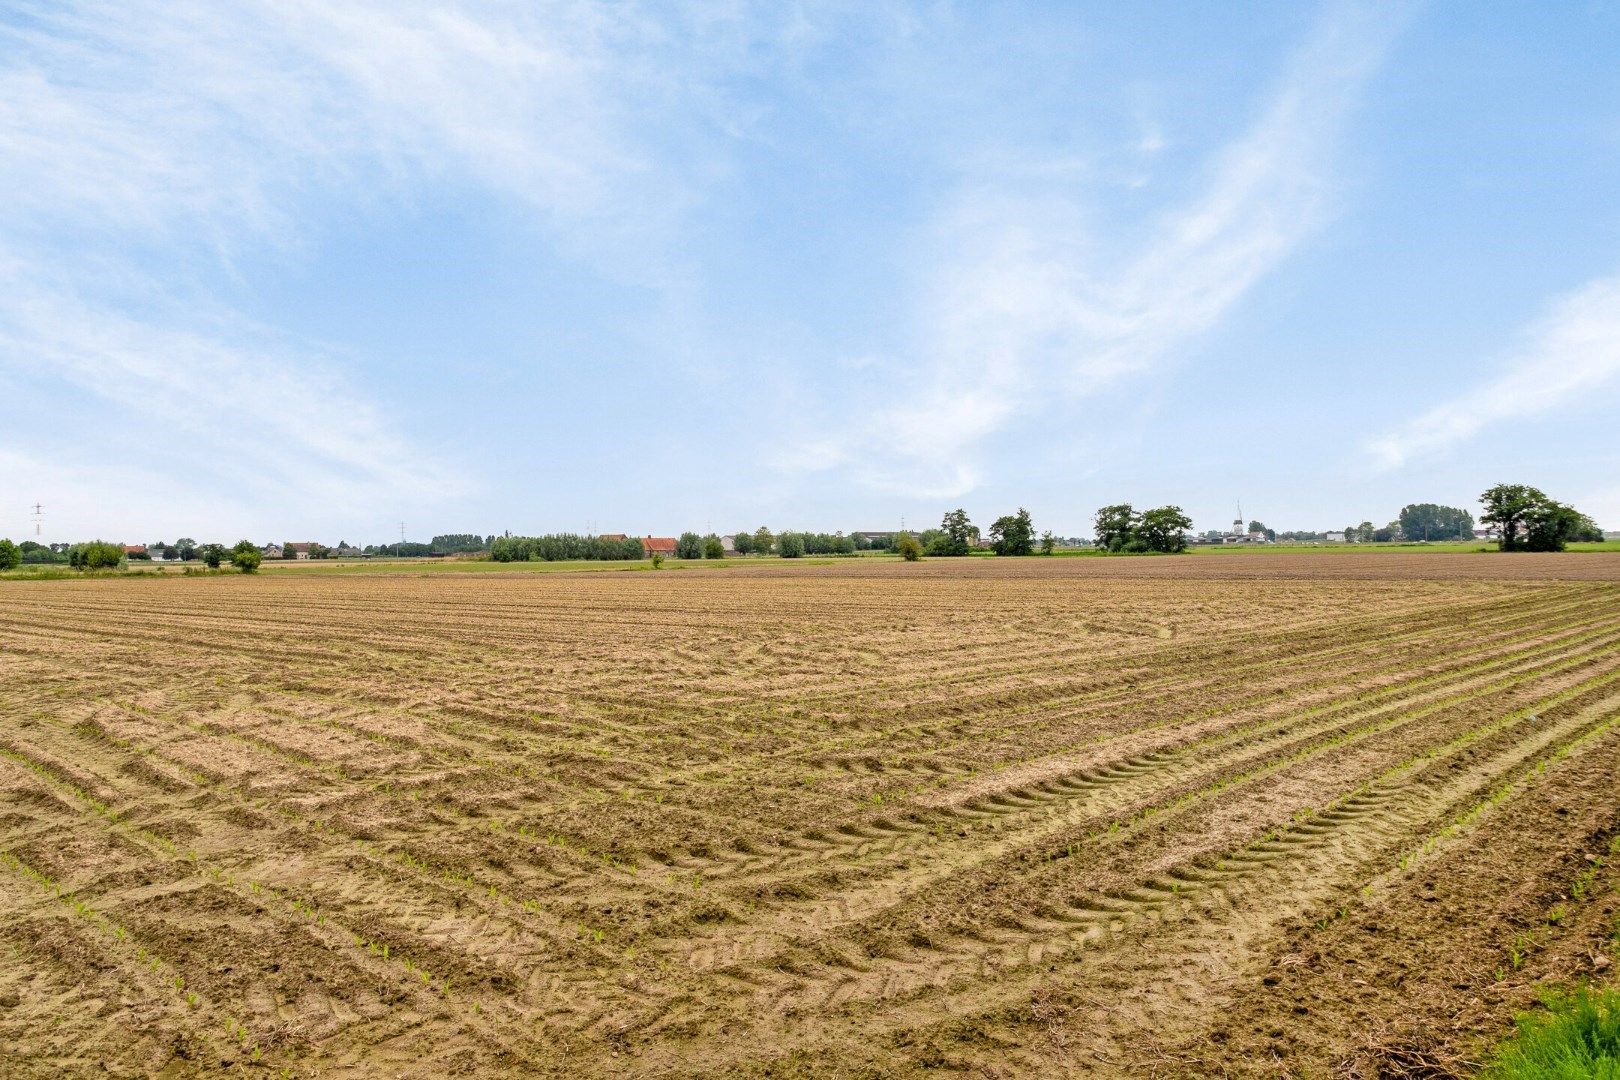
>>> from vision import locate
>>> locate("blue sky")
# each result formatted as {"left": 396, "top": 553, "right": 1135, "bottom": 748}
{"left": 2, "top": 1, "right": 1618, "bottom": 544}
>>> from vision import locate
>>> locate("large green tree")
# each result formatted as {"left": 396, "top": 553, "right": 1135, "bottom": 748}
{"left": 929, "top": 509, "right": 974, "bottom": 556}
{"left": 1480, "top": 483, "right": 1594, "bottom": 552}
{"left": 675, "top": 532, "right": 703, "bottom": 559}
{"left": 1480, "top": 484, "right": 1544, "bottom": 552}
{"left": 0, "top": 538, "right": 19, "bottom": 571}
{"left": 1093, "top": 504, "right": 1137, "bottom": 552}
{"left": 752, "top": 526, "right": 774, "bottom": 556}
{"left": 1138, "top": 506, "right": 1193, "bottom": 553}
{"left": 988, "top": 508, "right": 1035, "bottom": 556}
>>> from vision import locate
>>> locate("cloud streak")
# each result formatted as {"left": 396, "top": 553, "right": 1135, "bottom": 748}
{"left": 816, "top": 3, "right": 1405, "bottom": 498}
{"left": 1366, "top": 275, "right": 1620, "bottom": 470}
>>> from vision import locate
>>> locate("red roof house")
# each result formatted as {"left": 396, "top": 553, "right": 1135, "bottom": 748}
{"left": 642, "top": 536, "right": 678, "bottom": 557}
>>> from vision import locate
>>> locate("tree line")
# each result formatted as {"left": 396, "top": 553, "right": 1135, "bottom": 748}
{"left": 489, "top": 534, "right": 647, "bottom": 562}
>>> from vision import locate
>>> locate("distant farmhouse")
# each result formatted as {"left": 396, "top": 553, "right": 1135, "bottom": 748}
{"left": 1323, "top": 531, "right": 1346, "bottom": 543}
{"left": 642, "top": 536, "right": 677, "bottom": 557}
{"left": 283, "top": 543, "right": 316, "bottom": 559}
{"left": 260, "top": 543, "right": 283, "bottom": 559}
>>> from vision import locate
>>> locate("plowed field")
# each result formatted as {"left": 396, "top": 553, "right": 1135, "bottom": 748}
{"left": 3, "top": 553, "right": 1619, "bottom": 1077}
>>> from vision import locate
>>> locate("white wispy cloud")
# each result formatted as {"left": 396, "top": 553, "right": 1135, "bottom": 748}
{"left": 1366, "top": 275, "right": 1620, "bottom": 470}
{"left": 0, "top": 1, "right": 742, "bottom": 531}
{"left": 810, "top": 3, "right": 1405, "bottom": 498}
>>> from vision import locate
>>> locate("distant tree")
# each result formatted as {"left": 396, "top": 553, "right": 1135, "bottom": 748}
{"left": 1039, "top": 530, "right": 1056, "bottom": 556}
{"left": 1572, "top": 514, "right": 1605, "bottom": 543}
{"left": 1357, "top": 521, "right": 1375, "bottom": 544}
{"left": 175, "top": 537, "right": 198, "bottom": 561}
{"left": 1138, "top": 506, "right": 1193, "bottom": 553}
{"left": 731, "top": 530, "right": 754, "bottom": 556}
{"left": 200, "top": 544, "right": 226, "bottom": 569}
{"left": 70, "top": 541, "right": 125, "bottom": 570}
{"left": 1093, "top": 504, "right": 1138, "bottom": 553}
{"left": 753, "top": 527, "right": 774, "bottom": 556}
{"left": 0, "top": 538, "right": 19, "bottom": 571}
{"left": 929, "top": 509, "right": 974, "bottom": 557}
{"left": 231, "top": 540, "right": 262, "bottom": 573}
{"left": 1479, "top": 484, "right": 1545, "bottom": 552}
{"left": 1248, "top": 520, "right": 1265, "bottom": 535}
{"left": 1398, "top": 503, "right": 1474, "bottom": 542}
{"left": 676, "top": 532, "right": 704, "bottom": 559}
{"left": 280, "top": 541, "right": 297, "bottom": 560}
{"left": 430, "top": 534, "right": 487, "bottom": 554}
{"left": 702, "top": 534, "right": 724, "bottom": 559}
{"left": 160, "top": 544, "right": 179, "bottom": 561}
{"left": 897, "top": 533, "right": 922, "bottom": 562}
{"left": 777, "top": 531, "right": 805, "bottom": 558}
{"left": 1522, "top": 500, "right": 1585, "bottom": 552}
{"left": 989, "top": 508, "right": 1035, "bottom": 556}
{"left": 18, "top": 541, "right": 62, "bottom": 564}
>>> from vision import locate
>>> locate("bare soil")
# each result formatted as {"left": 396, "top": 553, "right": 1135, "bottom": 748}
{"left": 2, "top": 552, "right": 1618, "bottom": 1076}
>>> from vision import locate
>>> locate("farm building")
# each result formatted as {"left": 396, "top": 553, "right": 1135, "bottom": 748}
{"left": 283, "top": 542, "right": 316, "bottom": 560}
{"left": 1323, "top": 531, "right": 1346, "bottom": 543}
{"left": 642, "top": 536, "right": 678, "bottom": 557}
{"left": 260, "top": 544, "right": 284, "bottom": 559}
{"left": 123, "top": 544, "right": 148, "bottom": 558}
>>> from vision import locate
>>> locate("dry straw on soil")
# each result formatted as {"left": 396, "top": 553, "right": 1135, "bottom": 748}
{"left": 2, "top": 552, "right": 1619, "bottom": 1076}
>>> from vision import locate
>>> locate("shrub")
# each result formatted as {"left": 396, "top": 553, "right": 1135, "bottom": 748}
{"left": 777, "top": 532, "right": 805, "bottom": 558}
{"left": 702, "top": 534, "right": 724, "bottom": 559}
{"left": 19, "top": 541, "right": 65, "bottom": 564}
{"left": 69, "top": 541, "right": 125, "bottom": 570}
{"left": 0, "top": 539, "right": 19, "bottom": 571}
{"left": 230, "top": 540, "right": 262, "bottom": 573}
{"left": 897, "top": 534, "right": 922, "bottom": 562}
{"left": 1483, "top": 987, "right": 1620, "bottom": 1078}
{"left": 200, "top": 544, "right": 226, "bottom": 569}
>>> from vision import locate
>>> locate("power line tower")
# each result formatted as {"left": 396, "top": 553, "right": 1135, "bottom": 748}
{"left": 31, "top": 502, "right": 43, "bottom": 537}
